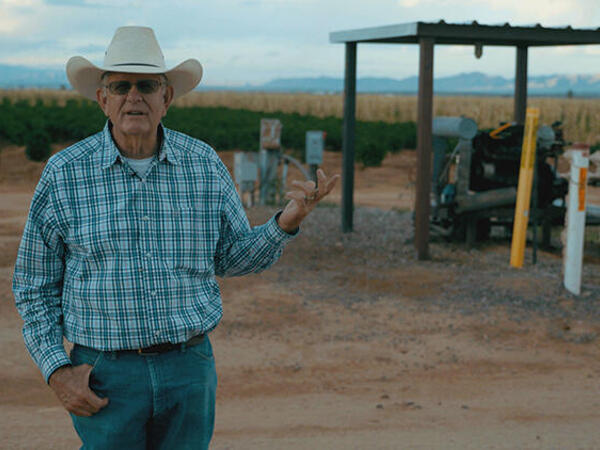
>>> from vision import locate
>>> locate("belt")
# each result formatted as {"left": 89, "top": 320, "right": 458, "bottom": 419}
{"left": 105, "top": 334, "right": 204, "bottom": 356}
{"left": 74, "top": 334, "right": 205, "bottom": 357}
{"left": 131, "top": 333, "right": 205, "bottom": 355}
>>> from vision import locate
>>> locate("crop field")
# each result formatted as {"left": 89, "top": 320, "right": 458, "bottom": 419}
{"left": 0, "top": 91, "right": 415, "bottom": 167}
{"left": 2, "top": 88, "right": 600, "bottom": 145}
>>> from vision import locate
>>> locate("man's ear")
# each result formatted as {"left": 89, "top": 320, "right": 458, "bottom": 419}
{"left": 162, "top": 85, "right": 174, "bottom": 115}
{"left": 96, "top": 88, "right": 109, "bottom": 117}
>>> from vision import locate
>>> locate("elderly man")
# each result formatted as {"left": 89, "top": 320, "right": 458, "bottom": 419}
{"left": 13, "top": 26, "right": 338, "bottom": 449}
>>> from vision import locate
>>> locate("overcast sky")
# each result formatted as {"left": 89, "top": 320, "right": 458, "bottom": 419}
{"left": 1, "top": 0, "right": 599, "bottom": 86}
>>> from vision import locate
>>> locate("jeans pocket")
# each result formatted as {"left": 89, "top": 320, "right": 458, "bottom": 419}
{"left": 188, "top": 337, "right": 214, "bottom": 362}
{"left": 70, "top": 345, "right": 106, "bottom": 376}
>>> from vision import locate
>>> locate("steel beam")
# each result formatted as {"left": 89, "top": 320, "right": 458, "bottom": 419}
{"left": 415, "top": 37, "right": 434, "bottom": 260}
{"left": 514, "top": 46, "right": 528, "bottom": 125}
{"left": 342, "top": 42, "right": 357, "bottom": 232}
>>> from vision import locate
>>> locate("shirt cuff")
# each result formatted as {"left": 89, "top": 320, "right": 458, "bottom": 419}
{"left": 39, "top": 344, "right": 72, "bottom": 384}
{"left": 267, "top": 211, "right": 299, "bottom": 245}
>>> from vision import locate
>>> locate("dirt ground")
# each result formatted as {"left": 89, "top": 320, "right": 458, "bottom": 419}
{"left": 1, "top": 143, "right": 600, "bottom": 449}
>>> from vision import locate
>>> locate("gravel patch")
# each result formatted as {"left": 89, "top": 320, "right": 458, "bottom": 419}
{"left": 247, "top": 204, "right": 600, "bottom": 324}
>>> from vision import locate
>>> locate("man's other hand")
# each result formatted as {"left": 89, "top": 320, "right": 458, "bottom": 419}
{"left": 277, "top": 169, "right": 340, "bottom": 233}
{"left": 49, "top": 364, "right": 109, "bottom": 416}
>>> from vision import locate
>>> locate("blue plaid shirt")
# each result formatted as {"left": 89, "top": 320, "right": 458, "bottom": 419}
{"left": 13, "top": 122, "right": 296, "bottom": 382}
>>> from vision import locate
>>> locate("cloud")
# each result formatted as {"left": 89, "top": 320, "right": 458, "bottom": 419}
{"left": 1, "top": 0, "right": 600, "bottom": 83}
{"left": 44, "top": 0, "right": 95, "bottom": 6}
{"left": 0, "top": 0, "right": 38, "bottom": 5}
{"left": 75, "top": 44, "right": 106, "bottom": 53}
{"left": 395, "top": 0, "right": 599, "bottom": 27}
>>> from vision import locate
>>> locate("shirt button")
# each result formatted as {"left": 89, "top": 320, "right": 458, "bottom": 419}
{"left": 145, "top": 252, "right": 152, "bottom": 258}
{"left": 151, "top": 291, "right": 157, "bottom": 296}
{"left": 154, "top": 331, "right": 161, "bottom": 336}
{"left": 142, "top": 215, "right": 150, "bottom": 221}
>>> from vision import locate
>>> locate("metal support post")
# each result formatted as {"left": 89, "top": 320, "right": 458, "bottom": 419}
{"left": 514, "top": 46, "right": 528, "bottom": 125}
{"left": 342, "top": 42, "right": 357, "bottom": 233}
{"left": 415, "top": 37, "right": 434, "bottom": 260}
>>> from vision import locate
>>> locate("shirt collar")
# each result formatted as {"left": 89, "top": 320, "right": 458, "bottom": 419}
{"left": 100, "top": 121, "right": 180, "bottom": 170}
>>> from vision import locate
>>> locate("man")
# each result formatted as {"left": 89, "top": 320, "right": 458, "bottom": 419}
{"left": 13, "top": 26, "right": 338, "bottom": 449}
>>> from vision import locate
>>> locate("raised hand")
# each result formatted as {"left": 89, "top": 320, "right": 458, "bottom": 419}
{"left": 277, "top": 169, "right": 340, "bottom": 233}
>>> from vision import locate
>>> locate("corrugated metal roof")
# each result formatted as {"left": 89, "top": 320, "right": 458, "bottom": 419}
{"left": 330, "top": 21, "right": 600, "bottom": 46}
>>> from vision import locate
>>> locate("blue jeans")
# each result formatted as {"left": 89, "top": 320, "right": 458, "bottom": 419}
{"left": 69, "top": 336, "right": 217, "bottom": 450}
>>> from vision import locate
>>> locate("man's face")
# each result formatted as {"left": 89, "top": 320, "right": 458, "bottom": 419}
{"left": 96, "top": 72, "right": 174, "bottom": 139}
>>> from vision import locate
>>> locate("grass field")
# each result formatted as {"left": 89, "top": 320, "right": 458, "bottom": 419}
{"left": 2, "top": 88, "right": 599, "bottom": 145}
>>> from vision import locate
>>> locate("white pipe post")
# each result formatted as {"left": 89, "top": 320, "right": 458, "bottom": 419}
{"left": 563, "top": 150, "right": 589, "bottom": 295}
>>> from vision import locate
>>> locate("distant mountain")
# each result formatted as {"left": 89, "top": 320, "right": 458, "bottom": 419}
{"left": 258, "top": 76, "right": 419, "bottom": 93}
{"left": 243, "top": 72, "right": 600, "bottom": 96}
{"left": 1, "top": 63, "right": 599, "bottom": 96}
{"left": 434, "top": 72, "right": 512, "bottom": 93}
{"left": 0, "top": 64, "right": 68, "bottom": 88}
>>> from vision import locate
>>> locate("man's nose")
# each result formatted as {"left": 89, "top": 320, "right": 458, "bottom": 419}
{"left": 126, "top": 85, "right": 143, "bottom": 101}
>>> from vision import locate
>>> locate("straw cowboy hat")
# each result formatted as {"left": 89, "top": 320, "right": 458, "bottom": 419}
{"left": 66, "top": 26, "right": 203, "bottom": 101}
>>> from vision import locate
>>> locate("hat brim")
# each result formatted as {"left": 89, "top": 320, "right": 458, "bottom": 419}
{"left": 66, "top": 56, "right": 203, "bottom": 101}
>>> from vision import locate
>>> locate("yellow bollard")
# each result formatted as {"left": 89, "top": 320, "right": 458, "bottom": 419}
{"left": 510, "top": 107, "right": 540, "bottom": 268}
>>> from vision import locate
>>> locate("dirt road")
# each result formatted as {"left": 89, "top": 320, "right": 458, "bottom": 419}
{"left": 1, "top": 145, "right": 599, "bottom": 449}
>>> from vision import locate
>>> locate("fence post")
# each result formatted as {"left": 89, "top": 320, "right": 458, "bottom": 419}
{"left": 563, "top": 147, "right": 589, "bottom": 295}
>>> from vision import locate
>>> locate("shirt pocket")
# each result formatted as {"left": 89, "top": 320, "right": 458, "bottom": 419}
{"left": 161, "top": 206, "right": 218, "bottom": 276}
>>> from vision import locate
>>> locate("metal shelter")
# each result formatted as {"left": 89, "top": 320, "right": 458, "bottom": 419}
{"left": 329, "top": 21, "right": 600, "bottom": 260}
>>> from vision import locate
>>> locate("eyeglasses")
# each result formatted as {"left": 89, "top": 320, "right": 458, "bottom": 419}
{"left": 103, "top": 79, "right": 164, "bottom": 95}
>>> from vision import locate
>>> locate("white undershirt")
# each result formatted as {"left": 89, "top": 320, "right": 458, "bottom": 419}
{"left": 123, "top": 155, "right": 156, "bottom": 179}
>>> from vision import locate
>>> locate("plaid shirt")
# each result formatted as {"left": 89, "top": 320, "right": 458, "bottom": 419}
{"left": 13, "top": 122, "right": 296, "bottom": 382}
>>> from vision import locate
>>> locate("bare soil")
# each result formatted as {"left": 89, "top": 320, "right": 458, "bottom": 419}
{"left": 1, "top": 144, "right": 599, "bottom": 449}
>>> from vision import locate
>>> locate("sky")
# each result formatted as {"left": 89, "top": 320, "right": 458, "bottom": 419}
{"left": 1, "top": 0, "right": 600, "bottom": 86}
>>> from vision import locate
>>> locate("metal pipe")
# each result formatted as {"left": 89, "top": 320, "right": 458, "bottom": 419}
{"left": 455, "top": 187, "right": 517, "bottom": 214}
{"left": 432, "top": 116, "right": 478, "bottom": 140}
{"left": 280, "top": 154, "right": 311, "bottom": 181}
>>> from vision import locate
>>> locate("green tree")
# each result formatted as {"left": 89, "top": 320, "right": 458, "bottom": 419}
{"left": 25, "top": 130, "right": 52, "bottom": 162}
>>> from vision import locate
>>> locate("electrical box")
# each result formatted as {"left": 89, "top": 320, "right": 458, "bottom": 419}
{"left": 234, "top": 152, "right": 258, "bottom": 185}
{"left": 305, "top": 130, "right": 325, "bottom": 165}
{"left": 260, "top": 119, "right": 282, "bottom": 150}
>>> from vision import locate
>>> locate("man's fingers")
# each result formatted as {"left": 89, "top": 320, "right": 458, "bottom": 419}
{"left": 53, "top": 363, "right": 109, "bottom": 416}
{"left": 316, "top": 168, "right": 327, "bottom": 185}
{"left": 328, "top": 174, "right": 340, "bottom": 188}
{"left": 77, "top": 364, "right": 104, "bottom": 410}
{"left": 78, "top": 364, "right": 109, "bottom": 411}
{"left": 315, "top": 169, "right": 339, "bottom": 197}
{"left": 63, "top": 393, "right": 98, "bottom": 416}
{"left": 85, "top": 387, "right": 109, "bottom": 410}
{"left": 324, "top": 174, "right": 340, "bottom": 194}
{"left": 288, "top": 172, "right": 338, "bottom": 203}
{"left": 291, "top": 180, "right": 316, "bottom": 195}
{"left": 74, "top": 398, "right": 99, "bottom": 415}
{"left": 71, "top": 407, "right": 93, "bottom": 417}
{"left": 285, "top": 191, "right": 306, "bottom": 202}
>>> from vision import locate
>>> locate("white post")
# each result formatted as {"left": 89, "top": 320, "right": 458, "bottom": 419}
{"left": 563, "top": 150, "right": 589, "bottom": 295}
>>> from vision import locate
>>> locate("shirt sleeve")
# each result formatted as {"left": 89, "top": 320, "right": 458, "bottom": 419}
{"left": 213, "top": 157, "right": 298, "bottom": 277}
{"left": 12, "top": 163, "right": 70, "bottom": 383}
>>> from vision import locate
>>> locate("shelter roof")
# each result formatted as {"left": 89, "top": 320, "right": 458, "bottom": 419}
{"left": 329, "top": 21, "right": 600, "bottom": 47}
